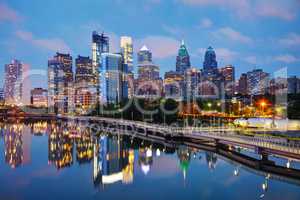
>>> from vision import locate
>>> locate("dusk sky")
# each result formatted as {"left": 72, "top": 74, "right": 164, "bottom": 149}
{"left": 0, "top": 0, "right": 300, "bottom": 88}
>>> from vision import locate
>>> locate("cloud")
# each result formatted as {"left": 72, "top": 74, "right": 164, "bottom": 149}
{"left": 0, "top": 3, "right": 22, "bottom": 23}
{"left": 244, "top": 56, "right": 257, "bottom": 64}
{"left": 274, "top": 54, "right": 299, "bottom": 63}
{"left": 179, "top": 0, "right": 298, "bottom": 20}
{"left": 279, "top": 33, "right": 300, "bottom": 47}
{"left": 214, "top": 27, "right": 252, "bottom": 44}
{"left": 135, "top": 36, "right": 180, "bottom": 59}
{"left": 197, "top": 47, "right": 238, "bottom": 63}
{"left": 256, "top": 1, "right": 295, "bottom": 21}
{"left": 199, "top": 18, "right": 213, "bottom": 28}
{"left": 15, "top": 30, "right": 71, "bottom": 53}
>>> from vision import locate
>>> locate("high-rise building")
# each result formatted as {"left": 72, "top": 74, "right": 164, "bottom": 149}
{"left": 238, "top": 73, "right": 248, "bottom": 95}
{"left": 48, "top": 52, "right": 74, "bottom": 114}
{"left": 0, "top": 88, "right": 4, "bottom": 104}
{"left": 203, "top": 46, "right": 218, "bottom": 74}
{"left": 136, "top": 45, "right": 162, "bottom": 97}
{"left": 120, "top": 36, "right": 133, "bottom": 72}
{"left": 4, "top": 59, "right": 23, "bottom": 105}
{"left": 99, "top": 53, "right": 128, "bottom": 104}
{"left": 220, "top": 65, "right": 235, "bottom": 96}
{"left": 74, "top": 55, "right": 97, "bottom": 114}
{"left": 138, "top": 45, "right": 152, "bottom": 64}
{"left": 176, "top": 40, "right": 191, "bottom": 75}
{"left": 246, "top": 69, "right": 269, "bottom": 95}
{"left": 92, "top": 31, "right": 109, "bottom": 75}
{"left": 287, "top": 76, "right": 300, "bottom": 94}
{"left": 184, "top": 68, "right": 201, "bottom": 100}
{"left": 30, "top": 88, "right": 48, "bottom": 107}
{"left": 164, "top": 71, "right": 184, "bottom": 100}
{"left": 120, "top": 36, "right": 134, "bottom": 99}
{"left": 92, "top": 31, "right": 109, "bottom": 105}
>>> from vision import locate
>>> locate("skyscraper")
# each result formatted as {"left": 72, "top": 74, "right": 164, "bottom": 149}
{"left": 120, "top": 36, "right": 134, "bottom": 99}
{"left": 138, "top": 45, "right": 152, "bottom": 64}
{"left": 48, "top": 52, "right": 74, "bottom": 114}
{"left": 120, "top": 36, "right": 133, "bottom": 72}
{"left": 0, "top": 88, "right": 4, "bottom": 104}
{"left": 99, "top": 53, "right": 128, "bottom": 104}
{"left": 246, "top": 69, "right": 269, "bottom": 95}
{"left": 220, "top": 65, "right": 235, "bottom": 96}
{"left": 238, "top": 73, "right": 248, "bottom": 95}
{"left": 75, "top": 55, "right": 96, "bottom": 114}
{"left": 4, "top": 59, "right": 23, "bottom": 105}
{"left": 203, "top": 46, "right": 218, "bottom": 74}
{"left": 136, "top": 46, "right": 162, "bottom": 97}
{"left": 92, "top": 31, "right": 109, "bottom": 105}
{"left": 184, "top": 67, "right": 201, "bottom": 100}
{"left": 176, "top": 40, "right": 191, "bottom": 75}
{"left": 164, "top": 71, "right": 184, "bottom": 100}
{"left": 92, "top": 31, "right": 109, "bottom": 74}
{"left": 287, "top": 76, "right": 300, "bottom": 94}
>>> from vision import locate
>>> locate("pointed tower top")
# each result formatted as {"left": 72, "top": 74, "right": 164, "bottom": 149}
{"left": 181, "top": 39, "right": 185, "bottom": 46}
{"left": 140, "top": 45, "right": 149, "bottom": 51}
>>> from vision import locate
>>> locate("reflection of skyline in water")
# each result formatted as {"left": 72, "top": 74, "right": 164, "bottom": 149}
{"left": 0, "top": 120, "right": 300, "bottom": 197}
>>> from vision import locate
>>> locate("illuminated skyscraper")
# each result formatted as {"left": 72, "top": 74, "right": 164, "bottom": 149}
{"left": 4, "top": 59, "right": 23, "bottom": 105}
{"left": 75, "top": 55, "right": 97, "bottom": 114}
{"left": 220, "top": 65, "right": 235, "bottom": 96}
{"left": 48, "top": 52, "right": 74, "bottom": 114}
{"left": 92, "top": 32, "right": 109, "bottom": 105}
{"left": 120, "top": 36, "right": 134, "bottom": 99}
{"left": 203, "top": 46, "right": 218, "bottom": 74}
{"left": 164, "top": 71, "right": 184, "bottom": 100}
{"left": 246, "top": 69, "right": 269, "bottom": 95}
{"left": 176, "top": 40, "right": 191, "bottom": 75}
{"left": 136, "top": 46, "right": 162, "bottom": 97}
{"left": 138, "top": 45, "right": 152, "bottom": 64}
{"left": 100, "top": 53, "right": 128, "bottom": 104}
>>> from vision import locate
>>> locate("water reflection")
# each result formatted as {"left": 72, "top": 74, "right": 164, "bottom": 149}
{"left": 0, "top": 120, "right": 300, "bottom": 199}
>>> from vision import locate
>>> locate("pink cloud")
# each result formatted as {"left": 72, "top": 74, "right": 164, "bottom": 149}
{"left": 0, "top": 3, "right": 22, "bottom": 23}
{"left": 180, "top": 0, "right": 298, "bottom": 20}
{"left": 274, "top": 54, "right": 299, "bottom": 63}
{"left": 214, "top": 27, "right": 252, "bottom": 44}
{"left": 279, "top": 33, "right": 300, "bottom": 47}
{"left": 136, "top": 36, "right": 180, "bottom": 59}
{"left": 16, "top": 30, "right": 71, "bottom": 53}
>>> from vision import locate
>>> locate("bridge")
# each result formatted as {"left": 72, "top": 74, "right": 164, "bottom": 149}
{"left": 59, "top": 115, "right": 300, "bottom": 161}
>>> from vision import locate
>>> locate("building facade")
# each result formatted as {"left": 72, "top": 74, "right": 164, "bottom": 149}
{"left": 220, "top": 65, "right": 235, "bottom": 97}
{"left": 287, "top": 76, "right": 300, "bottom": 94}
{"left": 4, "top": 59, "right": 23, "bottom": 105}
{"left": 246, "top": 69, "right": 270, "bottom": 95}
{"left": 48, "top": 52, "right": 74, "bottom": 114}
{"left": 238, "top": 73, "right": 248, "bottom": 95}
{"left": 30, "top": 88, "right": 48, "bottom": 107}
{"left": 137, "top": 45, "right": 152, "bottom": 64}
{"left": 120, "top": 36, "right": 134, "bottom": 99}
{"left": 100, "top": 53, "right": 128, "bottom": 105}
{"left": 164, "top": 71, "right": 184, "bottom": 100}
{"left": 74, "top": 55, "right": 96, "bottom": 114}
{"left": 176, "top": 40, "right": 191, "bottom": 75}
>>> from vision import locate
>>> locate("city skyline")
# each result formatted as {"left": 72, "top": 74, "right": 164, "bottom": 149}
{"left": 1, "top": 0, "right": 300, "bottom": 89}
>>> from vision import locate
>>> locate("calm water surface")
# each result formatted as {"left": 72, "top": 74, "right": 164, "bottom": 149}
{"left": 0, "top": 120, "right": 300, "bottom": 200}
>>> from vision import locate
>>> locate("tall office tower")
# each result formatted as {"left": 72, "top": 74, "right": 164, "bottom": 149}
{"left": 120, "top": 36, "right": 134, "bottom": 99}
{"left": 30, "top": 88, "right": 48, "bottom": 107}
{"left": 238, "top": 73, "right": 248, "bottom": 95}
{"left": 99, "top": 53, "right": 128, "bottom": 105}
{"left": 4, "top": 59, "right": 23, "bottom": 105}
{"left": 246, "top": 69, "right": 270, "bottom": 95}
{"left": 136, "top": 45, "right": 162, "bottom": 97}
{"left": 203, "top": 46, "right": 218, "bottom": 74}
{"left": 0, "top": 88, "right": 4, "bottom": 104}
{"left": 220, "top": 65, "right": 235, "bottom": 96}
{"left": 138, "top": 45, "right": 152, "bottom": 64}
{"left": 74, "top": 55, "right": 97, "bottom": 114}
{"left": 184, "top": 68, "right": 201, "bottom": 100}
{"left": 48, "top": 52, "right": 74, "bottom": 114}
{"left": 176, "top": 40, "right": 191, "bottom": 75}
{"left": 164, "top": 71, "right": 184, "bottom": 101}
{"left": 92, "top": 31, "right": 109, "bottom": 104}
{"left": 287, "top": 76, "right": 300, "bottom": 94}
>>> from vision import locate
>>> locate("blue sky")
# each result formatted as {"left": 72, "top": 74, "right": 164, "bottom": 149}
{"left": 0, "top": 0, "right": 300, "bottom": 88}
